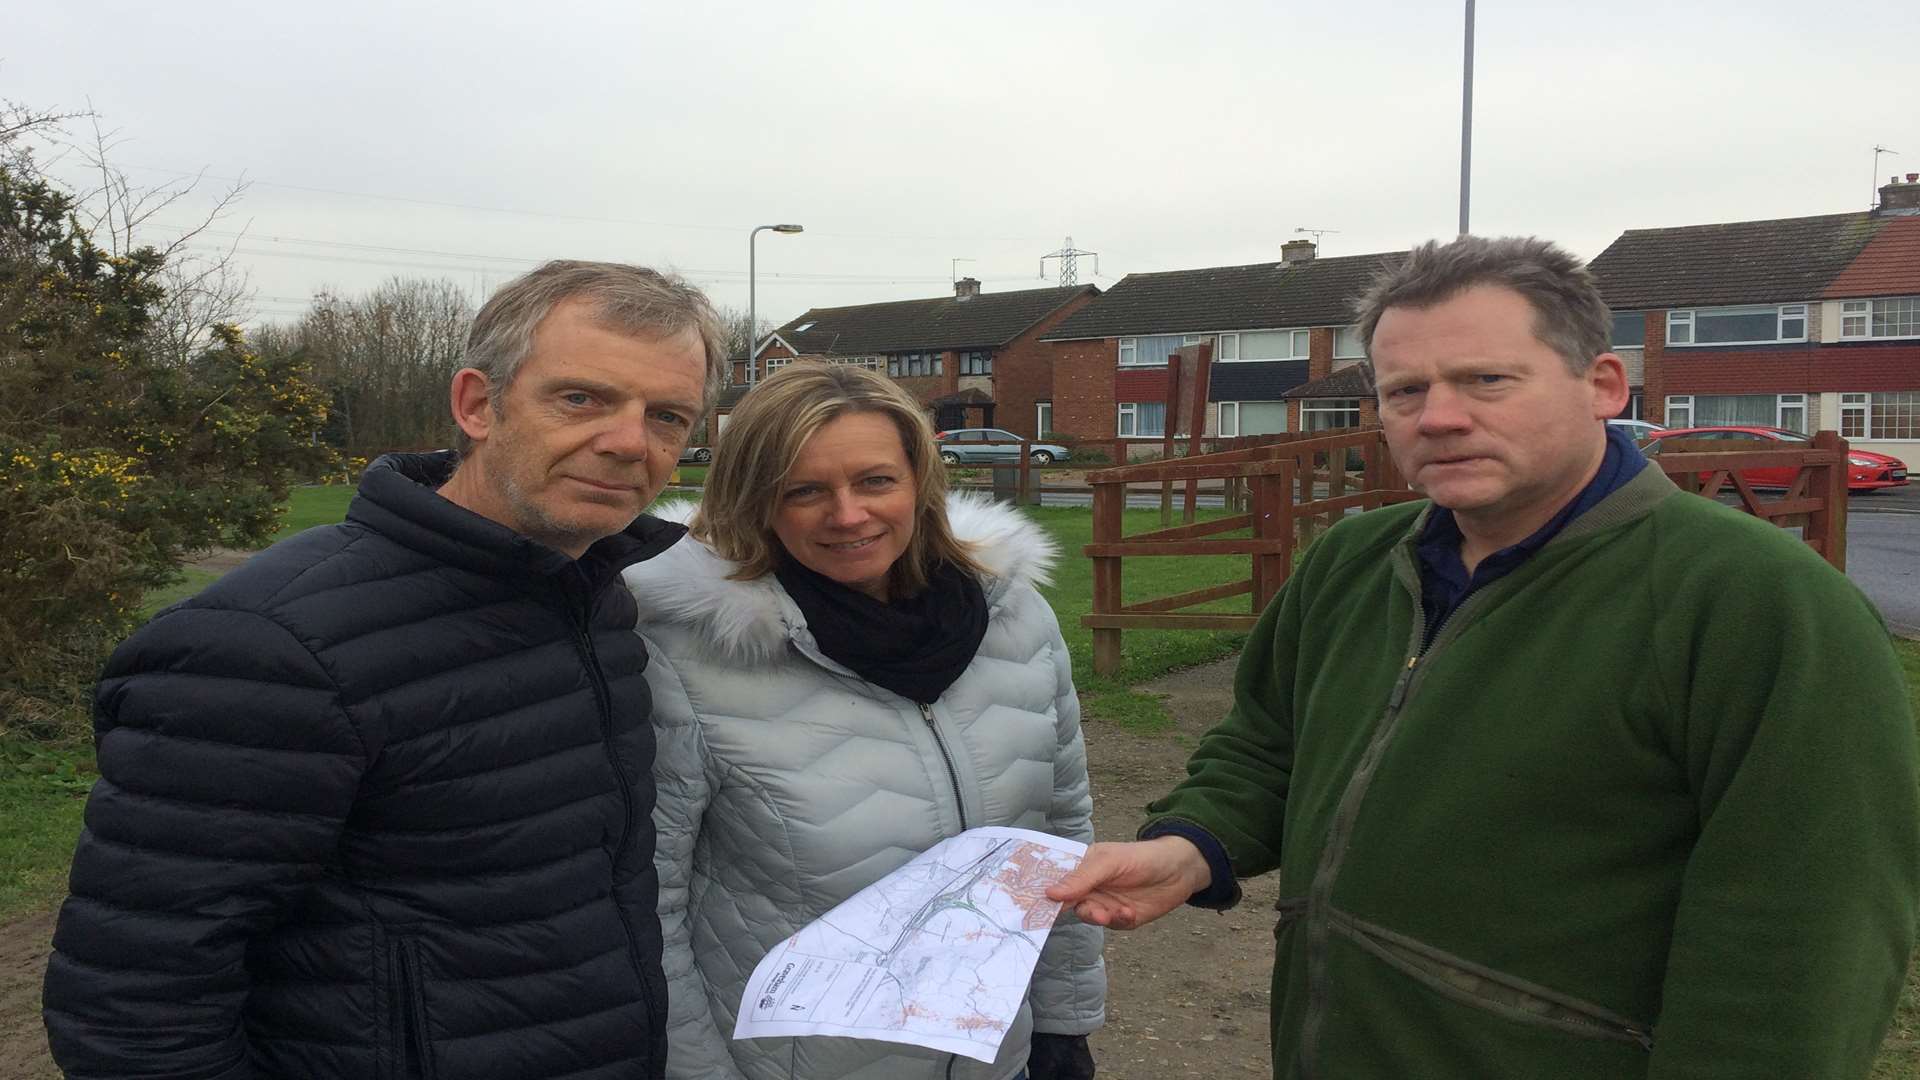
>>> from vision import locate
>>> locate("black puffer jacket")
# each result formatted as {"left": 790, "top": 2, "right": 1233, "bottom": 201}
{"left": 43, "top": 452, "right": 682, "bottom": 1080}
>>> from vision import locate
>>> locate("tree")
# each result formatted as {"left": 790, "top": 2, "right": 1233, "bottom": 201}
{"left": 263, "top": 277, "right": 474, "bottom": 453}
{"left": 69, "top": 117, "right": 255, "bottom": 368}
{"left": 716, "top": 304, "right": 780, "bottom": 380}
{"left": 0, "top": 164, "right": 333, "bottom": 737}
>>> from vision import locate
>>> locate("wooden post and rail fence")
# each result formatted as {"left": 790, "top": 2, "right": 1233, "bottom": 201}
{"left": 1081, "top": 428, "right": 1855, "bottom": 676}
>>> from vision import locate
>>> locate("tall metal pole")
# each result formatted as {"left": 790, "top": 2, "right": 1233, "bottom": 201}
{"left": 1459, "top": 0, "right": 1475, "bottom": 237}
{"left": 749, "top": 227, "right": 767, "bottom": 387}
{"left": 745, "top": 224, "right": 803, "bottom": 388}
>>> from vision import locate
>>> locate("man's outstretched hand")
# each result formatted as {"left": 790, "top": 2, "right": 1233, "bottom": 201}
{"left": 1047, "top": 836, "right": 1213, "bottom": 930}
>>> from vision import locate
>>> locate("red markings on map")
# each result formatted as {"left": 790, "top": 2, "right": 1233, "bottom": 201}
{"left": 953, "top": 1011, "right": 1009, "bottom": 1033}
{"left": 992, "top": 842, "right": 1073, "bottom": 931}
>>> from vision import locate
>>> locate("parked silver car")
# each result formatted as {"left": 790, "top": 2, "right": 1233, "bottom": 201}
{"left": 934, "top": 428, "right": 1071, "bottom": 466}
{"left": 1607, "top": 419, "right": 1666, "bottom": 442}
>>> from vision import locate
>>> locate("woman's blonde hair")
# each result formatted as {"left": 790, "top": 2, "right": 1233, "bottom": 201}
{"left": 691, "top": 362, "right": 986, "bottom": 595}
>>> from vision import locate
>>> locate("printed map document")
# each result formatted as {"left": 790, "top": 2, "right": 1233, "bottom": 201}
{"left": 733, "top": 825, "right": 1085, "bottom": 1063}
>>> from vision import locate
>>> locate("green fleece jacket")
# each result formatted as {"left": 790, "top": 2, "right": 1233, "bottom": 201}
{"left": 1145, "top": 465, "right": 1919, "bottom": 1080}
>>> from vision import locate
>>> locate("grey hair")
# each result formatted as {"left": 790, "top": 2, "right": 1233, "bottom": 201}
{"left": 456, "top": 260, "right": 728, "bottom": 451}
{"left": 1352, "top": 236, "right": 1611, "bottom": 375}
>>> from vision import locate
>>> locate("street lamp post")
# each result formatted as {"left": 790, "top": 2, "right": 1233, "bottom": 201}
{"left": 748, "top": 224, "right": 804, "bottom": 387}
{"left": 1459, "top": 0, "right": 1475, "bottom": 237}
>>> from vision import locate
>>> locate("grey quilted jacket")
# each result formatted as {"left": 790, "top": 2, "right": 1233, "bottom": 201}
{"left": 625, "top": 494, "right": 1106, "bottom": 1080}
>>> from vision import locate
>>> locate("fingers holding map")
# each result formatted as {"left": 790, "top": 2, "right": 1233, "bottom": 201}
{"left": 733, "top": 826, "right": 1086, "bottom": 1063}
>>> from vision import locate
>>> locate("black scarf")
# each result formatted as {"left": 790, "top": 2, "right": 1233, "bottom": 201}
{"left": 774, "top": 557, "right": 989, "bottom": 706}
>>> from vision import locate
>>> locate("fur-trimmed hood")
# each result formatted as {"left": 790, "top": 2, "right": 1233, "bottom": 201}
{"left": 625, "top": 492, "right": 1058, "bottom": 663}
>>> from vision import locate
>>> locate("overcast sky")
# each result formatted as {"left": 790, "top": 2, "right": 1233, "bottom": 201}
{"left": 11, "top": 0, "right": 1917, "bottom": 328}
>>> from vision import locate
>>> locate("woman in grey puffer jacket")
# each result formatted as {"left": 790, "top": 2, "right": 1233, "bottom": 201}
{"left": 626, "top": 364, "right": 1105, "bottom": 1080}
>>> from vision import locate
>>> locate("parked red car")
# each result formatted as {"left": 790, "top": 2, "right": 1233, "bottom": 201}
{"left": 1643, "top": 425, "right": 1909, "bottom": 492}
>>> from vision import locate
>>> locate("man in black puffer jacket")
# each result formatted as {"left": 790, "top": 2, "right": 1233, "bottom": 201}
{"left": 43, "top": 261, "right": 727, "bottom": 1080}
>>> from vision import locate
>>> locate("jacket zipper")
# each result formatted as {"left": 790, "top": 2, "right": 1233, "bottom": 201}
{"left": 919, "top": 701, "right": 969, "bottom": 831}
{"left": 567, "top": 591, "right": 661, "bottom": 1036}
{"left": 922, "top": 699, "right": 969, "bottom": 1080}
{"left": 1296, "top": 543, "right": 1489, "bottom": 1078}
{"left": 394, "top": 939, "right": 435, "bottom": 1080}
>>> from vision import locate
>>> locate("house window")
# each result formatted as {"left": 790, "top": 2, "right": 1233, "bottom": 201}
{"left": 1777, "top": 394, "right": 1807, "bottom": 433}
{"left": 1840, "top": 297, "right": 1920, "bottom": 340}
{"left": 763, "top": 357, "right": 790, "bottom": 374}
{"left": 1219, "top": 401, "right": 1288, "bottom": 437}
{"left": 1227, "top": 328, "right": 1311, "bottom": 362}
{"left": 1610, "top": 311, "right": 1646, "bottom": 349}
{"left": 1036, "top": 402, "right": 1052, "bottom": 436}
{"left": 1334, "top": 326, "right": 1366, "bottom": 359}
{"left": 1665, "top": 395, "right": 1693, "bottom": 427}
{"left": 1117, "top": 401, "right": 1166, "bottom": 438}
{"left": 887, "top": 351, "right": 942, "bottom": 377}
{"left": 1667, "top": 394, "right": 1778, "bottom": 427}
{"left": 1118, "top": 335, "right": 1182, "bottom": 367}
{"left": 1665, "top": 305, "right": 1808, "bottom": 347}
{"left": 1216, "top": 334, "right": 1239, "bottom": 361}
{"left": 959, "top": 350, "right": 992, "bottom": 375}
{"left": 1841, "top": 392, "right": 1920, "bottom": 439}
{"left": 1302, "top": 399, "right": 1361, "bottom": 432}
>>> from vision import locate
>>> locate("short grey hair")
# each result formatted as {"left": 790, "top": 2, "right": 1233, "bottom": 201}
{"left": 457, "top": 260, "right": 728, "bottom": 450}
{"left": 1353, "top": 236, "right": 1611, "bottom": 375}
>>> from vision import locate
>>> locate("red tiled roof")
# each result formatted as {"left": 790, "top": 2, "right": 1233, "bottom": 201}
{"left": 1823, "top": 217, "right": 1920, "bottom": 299}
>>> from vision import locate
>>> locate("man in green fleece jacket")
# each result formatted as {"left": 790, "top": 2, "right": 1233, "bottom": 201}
{"left": 1049, "top": 235, "right": 1919, "bottom": 1079}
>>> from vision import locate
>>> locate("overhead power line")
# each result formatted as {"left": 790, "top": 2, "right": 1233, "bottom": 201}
{"left": 100, "top": 161, "right": 1058, "bottom": 245}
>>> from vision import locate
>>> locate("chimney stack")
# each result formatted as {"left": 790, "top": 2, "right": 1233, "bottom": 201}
{"left": 1878, "top": 174, "right": 1920, "bottom": 215}
{"left": 1281, "top": 239, "right": 1316, "bottom": 266}
{"left": 954, "top": 277, "right": 981, "bottom": 299}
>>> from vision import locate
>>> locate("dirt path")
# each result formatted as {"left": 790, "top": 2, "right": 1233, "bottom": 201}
{"left": 1084, "top": 654, "right": 1276, "bottom": 1079}
{"left": 0, "top": 654, "right": 1270, "bottom": 1079}
{"left": 0, "top": 912, "right": 54, "bottom": 1080}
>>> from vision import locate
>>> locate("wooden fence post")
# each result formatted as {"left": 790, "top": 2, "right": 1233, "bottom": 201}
{"left": 1811, "top": 430, "right": 1848, "bottom": 571}
{"left": 1091, "top": 480, "right": 1125, "bottom": 676}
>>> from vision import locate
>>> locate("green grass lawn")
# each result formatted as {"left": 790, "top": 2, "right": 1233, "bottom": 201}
{"left": 269, "top": 485, "right": 355, "bottom": 545}
{"left": 1024, "top": 506, "right": 1252, "bottom": 731}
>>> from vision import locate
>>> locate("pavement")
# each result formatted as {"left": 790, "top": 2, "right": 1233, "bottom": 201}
{"left": 1847, "top": 514, "right": 1920, "bottom": 638}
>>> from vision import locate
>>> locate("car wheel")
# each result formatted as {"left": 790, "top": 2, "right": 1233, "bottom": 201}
{"left": 693, "top": 448, "right": 711, "bottom": 463}
{"left": 940, "top": 451, "right": 961, "bottom": 466}
{"left": 1030, "top": 450, "right": 1054, "bottom": 466}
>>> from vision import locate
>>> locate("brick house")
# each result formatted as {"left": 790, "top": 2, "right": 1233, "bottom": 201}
{"left": 1588, "top": 175, "right": 1920, "bottom": 459}
{"left": 724, "top": 279, "right": 1097, "bottom": 439}
{"left": 1039, "top": 240, "right": 1399, "bottom": 447}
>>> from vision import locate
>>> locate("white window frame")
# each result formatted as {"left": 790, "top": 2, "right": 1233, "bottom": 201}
{"left": 1839, "top": 297, "right": 1920, "bottom": 340}
{"left": 1035, "top": 401, "right": 1052, "bottom": 436}
{"left": 1214, "top": 328, "right": 1311, "bottom": 363}
{"left": 1840, "top": 391, "right": 1920, "bottom": 440}
{"left": 1840, "top": 393, "right": 1869, "bottom": 438}
{"left": 1218, "top": 401, "right": 1239, "bottom": 437}
{"left": 1665, "top": 395, "right": 1694, "bottom": 428}
{"left": 1116, "top": 401, "right": 1165, "bottom": 439}
{"left": 1118, "top": 338, "right": 1137, "bottom": 366}
{"left": 1665, "top": 304, "right": 1808, "bottom": 347}
{"left": 1841, "top": 300, "right": 1872, "bottom": 338}
{"left": 1300, "top": 398, "right": 1361, "bottom": 431}
{"left": 1776, "top": 393, "right": 1807, "bottom": 432}
{"left": 1333, "top": 325, "right": 1366, "bottom": 359}
{"left": 1778, "top": 304, "right": 1807, "bottom": 341}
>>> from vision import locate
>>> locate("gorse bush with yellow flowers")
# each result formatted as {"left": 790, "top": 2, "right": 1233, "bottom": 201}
{"left": 0, "top": 165, "right": 334, "bottom": 739}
